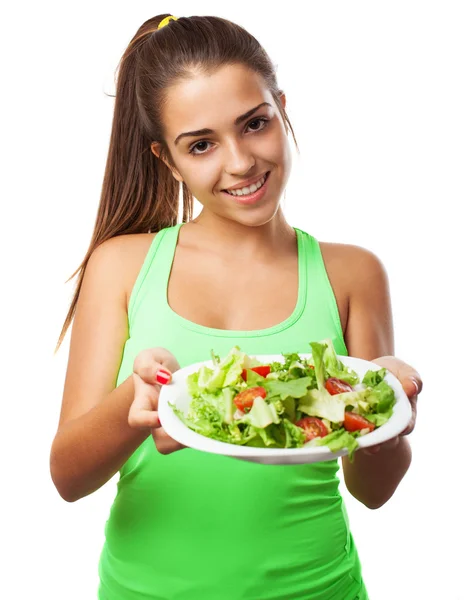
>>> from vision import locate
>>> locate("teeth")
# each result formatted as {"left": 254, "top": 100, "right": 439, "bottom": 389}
{"left": 226, "top": 173, "right": 267, "bottom": 196}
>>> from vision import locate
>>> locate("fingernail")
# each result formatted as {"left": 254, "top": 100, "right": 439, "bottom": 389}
{"left": 410, "top": 378, "right": 419, "bottom": 395}
{"left": 156, "top": 370, "right": 171, "bottom": 385}
{"left": 157, "top": 416, "right": 162, "bottom": 427}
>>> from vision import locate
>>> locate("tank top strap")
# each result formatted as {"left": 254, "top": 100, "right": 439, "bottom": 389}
{"left": 128, "top": 223, "right": 183, "bottom": 330}
{"left": 127, "top": 224, "right": 347, "bottom": 356}
{"left": 295, "top": 228, "right": 348, "bottom": 356}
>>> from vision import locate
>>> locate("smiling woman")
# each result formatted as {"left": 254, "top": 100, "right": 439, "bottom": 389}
{"left": 150, "top": 63, "right": 293, "bottom": 226}
{"left": 50, "top": 12, "right": 421, "bottom": 600}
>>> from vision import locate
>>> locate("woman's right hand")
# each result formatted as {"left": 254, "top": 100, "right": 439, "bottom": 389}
{"left": 129, "top": 347, "right": 186, "bottom": 454}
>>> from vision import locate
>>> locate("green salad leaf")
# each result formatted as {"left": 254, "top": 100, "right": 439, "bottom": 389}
{"left": 173, "top": 341, "right": 397, "bottom": 461}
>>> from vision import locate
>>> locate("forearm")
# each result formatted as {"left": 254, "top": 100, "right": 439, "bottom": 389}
{"left": 342, "top": 437, "right": 412, "bottom": 509}
{"left": 50, "top": 376, "right": 149, "bottom": 502}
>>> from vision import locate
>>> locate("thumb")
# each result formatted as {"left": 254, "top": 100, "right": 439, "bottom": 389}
{"left": 133, "top": 352, "right": 174, "bottom": 386}
{"left": 136, "top": 362, "right": 172, "bottom": 386}
{"left": 128, "top": 374, "right": 162, "bottom": 429}
{"left": 128, "top": 369, "right": 171, "bottom": 430}
{"left": 133, "top": 348, "right": 179, "bottom": 384}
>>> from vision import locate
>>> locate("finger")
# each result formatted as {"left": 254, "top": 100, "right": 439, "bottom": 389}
{"left": 362, "top": 444, "right": 382, "bottom": 455}
{"left": 403, "top": 377, "right": 421, "bottom": 400}
{"left": 133, "top": 348, "right": 180, "bottom": 384}
{"left": 133, "top": 360, "right": 173, "bottom": 387}
{"left": 400, "top": 396, "right": 417, "bottom": 436}
{"left": 129, "top": 407, "right": 162, "bottom": 429}
{"left": 152, "top": 427, "right": 186, "bottom": 455}
{"left": 362, "top": 436, "right": 400, "bottom": 456}
{"left": 149, "top": 348, "right": 180, "bottom": 374}
{"left": 372, "top": 356, "right": 423, "bottom": 399}
{"left": 128, "top": 373, "right": 161, "bottom": 429}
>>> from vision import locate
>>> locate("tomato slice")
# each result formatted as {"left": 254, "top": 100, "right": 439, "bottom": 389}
{"left": 295, "top": 416, "right": 328, "bottom": 442}
{"left": 241, "top": 365, "right": 271, "bottom": 382}
{"left": 343, "top": 412, "right": 375, "bottom": 433}
{"left": 325, "top": 377, "right": 354, "bottom": 395}
{"left": 233, "top": 386, "right": 267, "bottom": 413}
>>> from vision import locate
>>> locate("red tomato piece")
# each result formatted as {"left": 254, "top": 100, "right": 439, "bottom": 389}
{"left": 233, "top": 386, "right": 267, "bottom": 413}
{"left": 241, "top": 365, "right": 271, "bottom": 381}
{"left": 295, "top": 416, "right": 328, "bottom": 442}
{"left": 325, "top": 377, "right": 354, "bottom": 395}
{"left": 343, "top": 412, "right": 375, "bottom": 433}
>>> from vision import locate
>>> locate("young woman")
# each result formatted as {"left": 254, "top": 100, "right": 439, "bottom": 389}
{"left": 50, "top": 14, "right": 422, "bottom": 600}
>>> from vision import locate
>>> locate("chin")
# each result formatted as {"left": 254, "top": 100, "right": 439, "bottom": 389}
{"left": 230, "top": 202, "right": 282, "bottom": 228}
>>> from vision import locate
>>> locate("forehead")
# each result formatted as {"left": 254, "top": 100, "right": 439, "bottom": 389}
{"left": 162, "top": 64, "right": 272, "bottom": 138}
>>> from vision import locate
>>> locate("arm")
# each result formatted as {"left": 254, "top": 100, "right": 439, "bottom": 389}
{"left": 51, "top": 377, "right": 149, "bottom": 502}
{"left": 341, "top": 247, "right": 412, "bottom": 510}
{"left": 50, "top": 238, "right": 148, "bottom": 502}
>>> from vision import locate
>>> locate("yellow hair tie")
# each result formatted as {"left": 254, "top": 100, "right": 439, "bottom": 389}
{"left": 157, "top": 16, "right": 179, "bottom": 30}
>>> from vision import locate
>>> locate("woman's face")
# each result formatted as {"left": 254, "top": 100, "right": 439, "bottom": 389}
{"left": 152, "top": 64, "right": 292, "bottom": 228}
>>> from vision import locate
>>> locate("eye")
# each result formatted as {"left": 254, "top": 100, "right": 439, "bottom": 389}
{"left": 188, "top": 117, "right": 270, "bottom": 156}
{"left": 247, "top": 118, "right": 268, "bottom": 132}
{"left": 189, "top": 140, "right": 210, "bottom": 156}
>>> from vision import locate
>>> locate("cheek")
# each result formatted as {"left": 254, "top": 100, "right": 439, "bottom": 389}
{"left": 262, "top": 128, "right": 292, "bottom": 168}
{"left": 182, "top": 164, "right": 220, "bottom": 195}
{"left": 181, "top": 126, "right": 290, "bottom": 193}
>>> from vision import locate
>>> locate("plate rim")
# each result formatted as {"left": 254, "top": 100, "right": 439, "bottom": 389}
{"left": 158, "top": 353, "right": 412, "bottom": 462}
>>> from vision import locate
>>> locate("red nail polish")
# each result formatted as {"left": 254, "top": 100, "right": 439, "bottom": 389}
{"left": 156, "top": 370, "right": 170, "bottom": 385}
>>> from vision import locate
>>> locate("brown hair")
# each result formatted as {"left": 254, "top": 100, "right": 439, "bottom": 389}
{"left": 55, "top": 14, "right": 300, "bottom": 353}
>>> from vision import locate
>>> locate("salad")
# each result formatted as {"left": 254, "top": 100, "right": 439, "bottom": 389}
{"left": 171, "top": 340, "right": 397, "bottom": 460}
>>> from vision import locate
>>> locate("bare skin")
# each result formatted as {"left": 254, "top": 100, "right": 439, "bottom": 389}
{"left": 122, "top": 227, "right": 420, "bottom": 511}
{"left": 51, "top": 63, "right": 422, "bottom": 507}
{"left": 122, "top": 224, "right": 349, "bottom": 334}
{"left": 50, "top": 223, "right": 420, "bottom": 506}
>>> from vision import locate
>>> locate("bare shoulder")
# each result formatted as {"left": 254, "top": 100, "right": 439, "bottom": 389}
{"left": 317, "top": 241, "right": 388, "bottom": 335}
{"left": 95, "top": 232, "right": 157, "bottom": 310}
{"left": 56, "top": 232, "right": 157, "bottom": 428}
{"left": 318, "top": 240, "right": 388, "bottom": 291}
{"left": 319, "top": 241, "right": 393, "bottom": 358}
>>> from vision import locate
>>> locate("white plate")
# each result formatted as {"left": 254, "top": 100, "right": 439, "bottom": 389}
{"left": 158, "top": 354, "right": 412, "bottom": 465}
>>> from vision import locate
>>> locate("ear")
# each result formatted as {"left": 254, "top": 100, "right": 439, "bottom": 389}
{"left": 150, "top": 142, "right": 184, "bottom": 183}
{"left": 280, "top": 93, "right": 286, "bottom": 110}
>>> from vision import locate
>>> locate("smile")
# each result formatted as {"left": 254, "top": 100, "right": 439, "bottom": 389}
{"left": 225, "top": 172, "right": 269, "bottom": 196}
{"left": 222, "top": 172, "right": 271, "bottom": 206}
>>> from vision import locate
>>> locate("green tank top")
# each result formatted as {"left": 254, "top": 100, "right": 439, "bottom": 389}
{"left": 98, "top": 224, "right": 369, "bottom": 600}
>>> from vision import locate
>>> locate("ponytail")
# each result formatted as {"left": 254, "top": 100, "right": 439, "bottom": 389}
{"left": 55, "top": 13, "right": 297, "bottom": 353}
{"left": 55, "top": 16, "right": 193, "bottom": 353}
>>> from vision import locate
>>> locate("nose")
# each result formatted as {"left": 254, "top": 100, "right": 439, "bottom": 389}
{"left": 223, "top": 139, "right": 256, "bottom": 176}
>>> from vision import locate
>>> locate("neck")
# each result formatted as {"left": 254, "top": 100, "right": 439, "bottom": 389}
{"left": 188, "top": 207, "right": 296, "bottom": 260}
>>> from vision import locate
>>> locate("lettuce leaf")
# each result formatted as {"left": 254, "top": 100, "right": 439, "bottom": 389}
{"left": 313, "top": 429, "right": 360, "bottom": 461}
{"left": 320, "top": 338, "right": 360, "bottom": 386}
{"left": 263, "top": 377, "right": 313, "bottom": 400}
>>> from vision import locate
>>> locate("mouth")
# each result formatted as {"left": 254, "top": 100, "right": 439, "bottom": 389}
{"left": 221, "top": 171, "right": 271, "bottom": 205}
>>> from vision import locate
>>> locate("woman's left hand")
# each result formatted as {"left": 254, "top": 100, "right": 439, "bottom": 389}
{"left": 362, "top": 356, "right": 423, "bottom": 455}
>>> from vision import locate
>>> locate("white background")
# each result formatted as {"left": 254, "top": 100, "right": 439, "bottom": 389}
{"left": 1, "top": 1, "right": 471, "bottom": 598}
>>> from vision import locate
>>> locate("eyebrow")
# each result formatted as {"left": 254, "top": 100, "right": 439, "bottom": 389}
{"left": 174, "top": 102, "right": 272, "bottom": 146}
